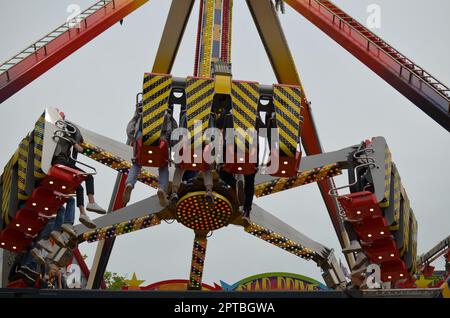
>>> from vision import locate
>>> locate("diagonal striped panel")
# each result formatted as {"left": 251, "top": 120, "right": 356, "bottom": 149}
{"left": 17, "top": 136, "right": 31, "bottom": 200}
{"left": 245, "top": 223, "right": 316, "bottom": 260}
{"left": 406, "top": 209, "right": 418, "bottom": 274}
{"left": 273, "top": 85, "right": 302, "bottom": 157}
{"left": 397, "top": 185, "right": 411, "bottom": 256}
{"left": 230, "top": 81, "right": 259, "bottom": 151}
{"left": 1, "top": 150, "right": 18, "bottom": 224}
{"left": 188, "top": 237, "right": 207, "bottom": 290}
{"left": 141, "top": 73, "right": 173, "bottom": 146}
{"left": 254, "top": 163, "right": 342, "bottom": 197}
{"left": 33, "top": 112, "right": 46, "bottom": 179}
{"left": 391, "top": 163, "right": 401, "bottom": 229}
{"left": 379, "top": 146, "right": 392, "bottom": 208}
{"left": 82, "top": 141, "right": 159, "bottom": 188}
{"left": 185, "top": 77, "right": 215, "bottom": 149}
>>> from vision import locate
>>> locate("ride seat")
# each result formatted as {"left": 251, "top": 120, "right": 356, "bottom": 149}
{"left": 0, "top": 228, "right": 33, "bottom": 252}
{"left": 222, "top": 143, "right": 257, "bottom": 175}
{"left": 42, "top": 164, "right": 87, "bottom": 194}
{"left": 269, "top": 149, "right": 301, "bottom": 178}
{"left": 337, "top": 191, "right": 383, "bottom": 221}
{"left": 10, "top": 208, "right": 47, "bottom": 236}
{"left": 362, "top": 238, "right": 399, "bottom": 264}
{"left": 135, "top": 138, "right": 169, "bottom": 168}
{"left": 353, "top": 215, "right": 390, "bottom": 243}
{"left": 25, "top": 187, "right": 66, "bottom": 216}
{"left": 179, "top": 143, "right": 213, "bottom": 172}
{"left": 380, "top": 260, "right": 408, "bottom": 282}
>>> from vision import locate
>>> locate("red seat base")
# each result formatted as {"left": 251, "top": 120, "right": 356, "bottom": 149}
{"left": 25, "top": 187, "right": 66, "bottom": 216}
{"left": 269, "top": 151, "right": 301, "bottom": 178}
{"left": 135, "top": 139, "right": 169, "bottom": 167}
{"left": 10, "top": 208, "right": 48, "bottom": 236}
{"left": 338, "top": 191, "right": 382, "bottom": 221}
{"left": 42, "top": 164, "right": 86, "bottom": 194}
{"left": 362, "top": 238, "right": 399, "bottom": 264}
{"left": 0, "top": 228, "right": 33, "bottom": 253}
{"left": 353, "top": 216, "right": 390, "bottom": 243}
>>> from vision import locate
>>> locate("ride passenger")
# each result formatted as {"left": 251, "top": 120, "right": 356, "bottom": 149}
{"left": 123, "top": 99, "right": 178, "bottom": 207}
{"left": 53, "top": 112, "right": 106, "bottom": 228}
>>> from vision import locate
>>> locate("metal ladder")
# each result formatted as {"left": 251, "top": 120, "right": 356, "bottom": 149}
{"left": 0, "top": 0, "right": 114, "bottom": 79}
{"left": 317, "top": 0, "right": 450, "bottom": 99}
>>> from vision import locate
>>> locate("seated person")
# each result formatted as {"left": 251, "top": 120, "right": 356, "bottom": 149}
{"left": 123, "top": 100, "right": 177, "bottom": 207}
{"left": 169, "top": 111, "right": 214, "bottom": 209}
{"left": 218, "top": 111, "right": 265, "bottom": 218}
{"left": 20, "top": 198, "right": 76, "bottom": 270}
{"left": 53, "top": 111, "right": 106, "bottom": 228}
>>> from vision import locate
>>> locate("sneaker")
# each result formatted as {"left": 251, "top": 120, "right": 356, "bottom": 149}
{"left": 61, "top": 224, "right": 77, "bottom": 239}
{"left": 37, "top": 239, "right": 53, "bottom": 253}
{"left": 79, "top": 214, "right": 97, "bottom": 229}
{"left": 205, "top": 191, "right": 215, "bottom": 209}
{"left": 169, "top": 193, "right": 178, "bottom": 210}
{"left": 86, "top": 202, "right": 107, "bottom": 214}
{"left": 157, "top": 189, "right": 168, "bottom": 207}
{"left": 122, "top": 184, "right": 134, "bottom": 206}
{"left": 50, "top": 231, "right": 66, "bottom": 248}
{"left": 31, "top": 248, "right": 46, "bottom": 265}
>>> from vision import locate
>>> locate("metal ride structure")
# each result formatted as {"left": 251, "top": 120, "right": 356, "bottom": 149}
{"left": 0, "top": 0, "right": 449, "bottom": 292}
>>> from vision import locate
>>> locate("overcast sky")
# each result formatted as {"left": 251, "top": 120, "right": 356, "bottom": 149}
{"left": 0, "top": 0, "right": 449, "bottom": 287}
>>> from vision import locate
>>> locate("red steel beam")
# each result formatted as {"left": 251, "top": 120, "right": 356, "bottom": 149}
{"left": 285, "top": 0, "right": 450, "bottom": 131}
{"left": 0, "top": 0, "right": 149, "bottom": 104}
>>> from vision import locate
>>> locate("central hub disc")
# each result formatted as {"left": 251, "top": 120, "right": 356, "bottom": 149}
{"left": 176, "top": 191, "right": 234, "bottom": 231}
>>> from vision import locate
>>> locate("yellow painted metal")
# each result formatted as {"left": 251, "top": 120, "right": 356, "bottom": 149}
{"left": 141, "top": 73, "right": 173, "bottom": 146}
{"left": 1, "top": 150, "right": 18, "bottom": 225}
{"left": 33, "top": 112, "right": 46, "bottom": 179}
{"left": 214, "top": 74, "right": 232, "bottom": 94}
{"left": 199, "top": 0, "right": 215, "bottom": 77}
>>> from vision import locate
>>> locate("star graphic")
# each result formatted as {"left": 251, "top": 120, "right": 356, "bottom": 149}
{"left": 415, "top": 275, "right": 433, "bottom": 288}
{"left": 124, "top": 272, "right": 145, "bottom": 290}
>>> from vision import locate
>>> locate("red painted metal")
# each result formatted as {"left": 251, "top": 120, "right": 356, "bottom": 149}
{"left": 0, "top": 0, "right": 149, "bottom": 104}
{"left": 221, "top": 0, "right": 230, "bottom": 62}
{"left": 135, "top": 139, "right": 169, "bottom": 167}
{"left": 285, "top": 0, "right": 450, "bottom": 131}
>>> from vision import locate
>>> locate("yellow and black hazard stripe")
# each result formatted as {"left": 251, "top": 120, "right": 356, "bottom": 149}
{"left": 185, "top": 77, "right": 215, "bottom": 149}
{"left": 230, "top": 81, "right": 259, "bottom": 151}
{"left": 245, "top": 223, "right": 315, "bottom": 260}
{"left": 141, "top": 73, "right": 173, "bottom": 146}
{"left": 379, "top": 145, "right": 392, "bottom": 208}
{"left": 1, "top": 150, "right": 18, "bottom": 225}
{"left": 17, "top": 136, "right": 31, "bottom": 201}
{"left": 254, "top": 163, "right": 342, "bottom": 197}
{"left": 390, "top": 163, "right": 401, "bottom": 230}
{"left": 407, "top": 210, "right": 418, "bottom": 274}
{"left": 273, "top": 84, "right": 302, "bottom": 157}
{"left": 398, "top": 185, "right": 411, "bottom": 256}
{"left": 33, "top": 112, "right": 46, "bottom": 179}
{"left": 189, "top": 237, "right": 207, "bottom": 289}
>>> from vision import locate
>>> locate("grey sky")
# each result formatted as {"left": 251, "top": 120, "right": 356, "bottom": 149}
{"left": 0, "top": 0, "right": 449, "bottom": 287}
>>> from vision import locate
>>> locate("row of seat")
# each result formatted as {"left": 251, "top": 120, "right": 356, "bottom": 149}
{"left": 137, "top": 74, "right": 303, "bottom": 178}
{"left": 0, "top": 111, "right": 86, "bottom": 252}
{"left": 337, "top": 140, "right": 417, "bottom": 284}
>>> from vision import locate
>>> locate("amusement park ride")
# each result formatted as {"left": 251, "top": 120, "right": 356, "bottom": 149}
{"left": 0, "top": 0, "right": 449, "bottom": 295}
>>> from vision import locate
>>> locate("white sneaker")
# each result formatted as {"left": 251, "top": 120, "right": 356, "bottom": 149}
{"left": 37, "top": 239, "right": 53, "bottom": 253}
{"left": 86, "top": 202, "right": 107, "bottom": 214}
{"left": 79, "top": 214, "right": 96, "bottom": 229}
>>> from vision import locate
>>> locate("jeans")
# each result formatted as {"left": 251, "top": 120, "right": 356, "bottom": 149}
{"left": 173, "top": 167, "right": 213, "bottom": 191}
{"left": 54, "top": 197, "right": 75, "bottom": 229}
{"left": 219, "top": 170, "right": 256, "bottom": 211}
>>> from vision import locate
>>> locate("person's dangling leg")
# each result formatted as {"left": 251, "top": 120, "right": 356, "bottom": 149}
{"left": 55, "top": 197, "right": 77, "bottom": 241}
{"left": 169, "top": 166, "right": 185, "bottom": 209}
{"left": 202, "top": 169, "right": 214, "bottom": 207}
{"left": 84, "top": 174, "right": 106, "bottom": 214}
{"left": 243, "top": 173, "right": 256, "bottom": 217}
{"left": 157, "top": 164, "right": 169, "bottom": 207}
{"left": 76, "top": 185, "right": 96, "bottom": 229}
{"left": 123, "top": 161, "right": 142, "bottom": 206}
